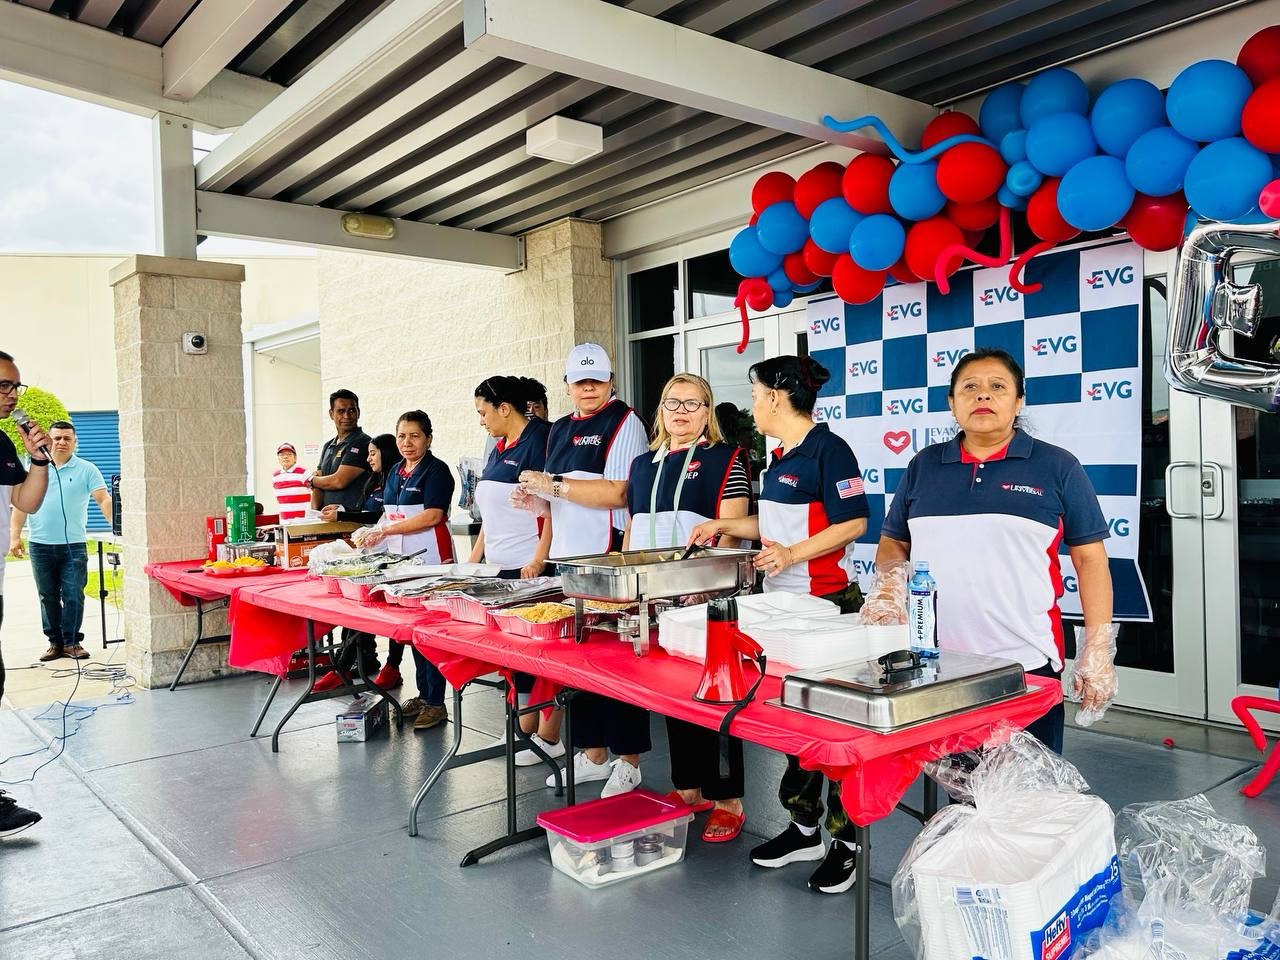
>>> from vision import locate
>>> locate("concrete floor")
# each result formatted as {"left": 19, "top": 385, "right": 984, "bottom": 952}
{"left": 0, "top": 667, "right": 1276, "bottom": 960}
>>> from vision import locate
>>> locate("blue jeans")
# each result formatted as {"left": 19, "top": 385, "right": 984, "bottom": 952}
{"left": 29, "top": 542, "right": 88, "bottom": 647}
{"left": 409, "top": 647, "right": 445, "bottom": 706}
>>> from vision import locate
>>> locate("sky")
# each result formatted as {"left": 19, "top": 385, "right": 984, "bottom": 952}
{"left": 0, "top": 79, "right": 310, "bottom": 257}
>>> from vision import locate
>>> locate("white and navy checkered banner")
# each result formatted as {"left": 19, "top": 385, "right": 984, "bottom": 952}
{"left": 807, "top": 240, "right": 1152, "bottom": 621}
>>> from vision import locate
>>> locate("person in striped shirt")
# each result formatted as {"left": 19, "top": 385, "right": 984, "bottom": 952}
{"left": 272, "top": 443, "right": 310, "bottom": 521}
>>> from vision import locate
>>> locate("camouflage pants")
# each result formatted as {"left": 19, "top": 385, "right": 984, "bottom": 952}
{"left": 779, "top": 755, "right": 855, "bottom": 840}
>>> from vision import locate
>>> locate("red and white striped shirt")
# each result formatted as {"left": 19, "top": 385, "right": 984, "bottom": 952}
{"left": 272, "top": 465, "right": 310, "bottom": 520}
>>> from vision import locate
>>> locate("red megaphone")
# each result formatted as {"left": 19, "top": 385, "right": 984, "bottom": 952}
{"left": 695, "top": 597, "right": 765, "bottom": 704}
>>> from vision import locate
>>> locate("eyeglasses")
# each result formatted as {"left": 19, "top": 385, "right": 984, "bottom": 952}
{"left": 661, "top": 398, "right": 708, "bottom": 413}
{"left": 0, "top": 381, "right": 26, "bottom": 397}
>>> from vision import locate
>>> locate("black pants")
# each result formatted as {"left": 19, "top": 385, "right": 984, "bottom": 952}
{"left": 1025, "top": 662, "right": 1065, "bottom": 754}
{"left": 0, "top": 595, "right": 6, "bottom": 702}
{"left": 569, "top": 694, "right": 651, "bottom": 756}
{"left": 333, "top": 628, "right": 380, "bottom": 675}
{"left": 666, "top": 717, "right": 743, "bottom": 800}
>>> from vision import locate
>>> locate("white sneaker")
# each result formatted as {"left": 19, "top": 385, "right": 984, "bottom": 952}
{"left": 515, "top": 734, "right": 566, "bottom": 767}
{"left": 546, "top": 751, "right": 613, "bottom": 788}
{"left": 600, "top": 760, "right": 642, "bottom": 798}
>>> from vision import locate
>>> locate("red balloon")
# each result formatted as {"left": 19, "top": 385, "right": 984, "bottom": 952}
{"left": 743, "top": 277, "right": 774, "bottom": 312}
{"left": 1242, "top": 77, "right": 1280, "bottom": 153}
{"left": 832, "top": 255, "right": 887, "bottom": 305}
{"left": 921, "top": 111, "right": 980, "bottom": 150}
{"left": 802, "top": 238, "right": 839, "bottom": 277}
{"left": 842, "top": 153, "right": 897, "bottom": 215}
{"left": 748, "top": 211, "right": 759, "bottom": 226}
{"left": 1238, "top": 25, "right": 1280, "bottom": 87}
{"left": 888, "top": 257, "right": 921, "bottom": 284}
{"left": 1026, "top": 178, "right": 1081, "bottom": 243}
{"left": 783, "top": 251, "right": 819, "bottom": 286}
{"left": 937, "top": 142, "right": 1006, "bottom": 204}
{"left": 1123, "top": 192, "right": 1189, "bottom": 252}
{"left": 904, "top": 217, "right": 965, "bottom": 282}
{"left": 1261, "top": 179, "right": 1280, "bottom": 220}
{"left": 947, "top": 197, "right": 1001, "bottom": 232}
{"left": 794, "top": 162, "right": 845, "bottom": 219}
{"left": 751, "top": 171, "right": 796, "bottom": 214}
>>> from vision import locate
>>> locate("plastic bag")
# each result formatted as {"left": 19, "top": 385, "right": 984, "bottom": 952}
{"left": 859, "top": 560, "right": 909, "bottom": 625}
{"left": 306, "top": 538, "right": 357, "bottom": 575}
{"left": 1064, "top": 623, "right": 1120, "bottom": 727}
{"left": 894, "top": 728, "right": 1119, "bottom": 960}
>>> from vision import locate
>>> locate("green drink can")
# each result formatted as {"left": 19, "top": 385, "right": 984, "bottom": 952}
{"left": 225, "top": 495, "right": 256, "bottom": 544}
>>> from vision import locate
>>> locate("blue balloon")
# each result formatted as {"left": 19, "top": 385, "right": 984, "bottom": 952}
{"left": 728, "top": 226, "right": 782, "bottom": 278}
{"left": 848, "top": 214, "right": 906, "bottom": 271}
{"left": 793, "top": 280, "right": 823, "bottom": 294}
{"left": 773, "top": 289, "right": 795, "bottom": 308}
{"left": 980, "top": 83, "right": 1025, "bottom": 144}
{"left": 1090, "top": 78, "right": 1165, "bottom": 158}
{"left": 809, "top": 198, "right": 864, "bottom": 254}
{"left": 999, "top": 129, "right": 1028, "bottom": 165}
{"left": 767, "top": 267, "right": 792, "bottom": 294}
{"left": 1184, "top": 210, "right": 1199, "bottom": 237}
{"left": 1058, "top": 156, "right": 1134, "bottom": 231}
{"left": 1006, "top": 161, "right": 1042, "bottom": 197}
{"left": 888, "top": 161, "right": 946, "bottom": 221}
{"left": 1184, "top": 138, "right": 1273, "bottom": 222}
{"left": 1166, "top": 59, "right": 1251, "bottom": 142}
{"left": 1125, "top": 126, "right": 1199, "bottom": 196}
{"left": 997, "top": 184, "right": 1027, "bottom": 211}
{"left": 1019, "top": 68, "right": 1089, "bottom": 127}
{"left": 1025, "top": 112, "right": 1097, "bottom": 177}
{"left": 755, "top": 201, "right": 810, "bottom": 255}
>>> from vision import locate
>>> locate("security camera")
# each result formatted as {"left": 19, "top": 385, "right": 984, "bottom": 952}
{"left": 183, "top": 332, "right": 208, "bottom": 355}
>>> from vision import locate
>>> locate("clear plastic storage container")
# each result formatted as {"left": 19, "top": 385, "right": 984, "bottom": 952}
{"left": 537, "top": 790, "right": 694, "bottom": 888}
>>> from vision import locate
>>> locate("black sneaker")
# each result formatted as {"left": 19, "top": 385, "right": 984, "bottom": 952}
{"left": 0, "top": 791, "right": 41, "bottom": 838}
{"left": 807, "top": 838, "right": 859, "bottom": 894}
{"left": 750, "top": 822, "right": 825, "bottom": 868}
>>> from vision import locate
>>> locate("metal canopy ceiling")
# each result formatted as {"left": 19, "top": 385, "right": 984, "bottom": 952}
{"left": 13, "top": 0, "right": 1249, "bottom": 237}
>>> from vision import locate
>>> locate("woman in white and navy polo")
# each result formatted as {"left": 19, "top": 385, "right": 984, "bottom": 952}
{"left": 870, "top": 347, "right": 1117, "bottom": 752}
{"left": 516, "top": 343, "right": 650, "bottom": 799}
{"left": 623, "top": 373, "right": 751, "bottom": 842}
{"left": 689, "top": 355, "right": 871, "bottom": 894}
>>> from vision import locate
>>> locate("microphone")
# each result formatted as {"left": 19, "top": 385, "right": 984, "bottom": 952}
{"left": 11, "top": 408, "right": 51, "bottom": 459}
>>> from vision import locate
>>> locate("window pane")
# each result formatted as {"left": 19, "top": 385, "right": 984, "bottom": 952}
{"left": 687, "top": 250, "right": 739, "bottom": 319}
{"left": 629, "top": 263, "right": 678, "bottom": 332}
{"left": 630, "top": 335, "right": 675, "bottom": 427}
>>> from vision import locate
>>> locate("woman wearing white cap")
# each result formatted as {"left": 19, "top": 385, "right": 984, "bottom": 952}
{"left": 517, "top": 343, "right": 650, "bottom": 797}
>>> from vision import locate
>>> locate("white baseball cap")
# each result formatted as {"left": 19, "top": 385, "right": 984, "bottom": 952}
{"left": 565, "top": 342, "right": 613, "bottom": 383}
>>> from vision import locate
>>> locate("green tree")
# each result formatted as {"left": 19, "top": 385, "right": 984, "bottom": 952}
{"left": 1, "top": 386, "right": 70, "bottom": 458}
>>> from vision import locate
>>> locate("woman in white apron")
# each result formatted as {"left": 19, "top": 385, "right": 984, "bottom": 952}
{"left": 623, "top": 373, "right": 751, "bottom": 842}
{"left": 360, "top": 410, "right": 455, "bottom": 731}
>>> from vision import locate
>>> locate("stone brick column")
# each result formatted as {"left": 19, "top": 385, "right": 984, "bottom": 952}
{"left": 111, "top": 256, "right": 248, "bottom": 688}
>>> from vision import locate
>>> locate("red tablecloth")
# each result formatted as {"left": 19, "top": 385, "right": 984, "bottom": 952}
{"left": 227, "top": 577, "right": 450, "bottom": 676}
{"left": 144, "top": 559, "right": 303, "bottom": 605}
{"left": 413, "top": 621, "right": 1060, "bottom": 826}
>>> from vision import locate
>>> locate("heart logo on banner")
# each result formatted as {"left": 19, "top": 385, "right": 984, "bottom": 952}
{"left": 883, "top": 431, "right": 911, "bottom": 454}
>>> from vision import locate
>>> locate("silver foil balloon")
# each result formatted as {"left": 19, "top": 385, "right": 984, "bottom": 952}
{"left": 1166, "top": 220, "right": 1280, "bottom": 413}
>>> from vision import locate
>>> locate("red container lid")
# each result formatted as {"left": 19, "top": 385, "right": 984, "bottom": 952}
{"left": 537, "top": 789, "right": 691, "bottom": 843}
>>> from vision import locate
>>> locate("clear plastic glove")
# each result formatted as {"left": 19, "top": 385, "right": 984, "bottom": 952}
{"left": 353, "top": 524, "right": 388, "bottom": 549}
{"left": 859, "top": 560, "right": 910, "bottom": 625}
{"left": 1065, "top": 623, "right": 1119, "bottom": 727}
{"left": 509, "top": 486, "right": 551, "bottom": 516}
{"left": 517, "top": 469, "right": 555, "bottom": 501}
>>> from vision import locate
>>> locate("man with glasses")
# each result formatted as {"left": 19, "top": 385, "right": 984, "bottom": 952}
{"left": 9, "top": 420, "right": 112, "bottom": 662}
{"left": 0, "top": 350, "right": 51, "bottom": 838}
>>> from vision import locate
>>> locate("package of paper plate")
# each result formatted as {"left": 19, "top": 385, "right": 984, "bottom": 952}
{"left": 892, "top": 729, "right": 1119, "bottom": 960}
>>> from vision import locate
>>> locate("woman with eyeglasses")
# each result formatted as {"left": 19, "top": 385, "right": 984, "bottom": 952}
{"left": 689, "top": 354, "right": 871, "bottom": 895}
{"left": 623, "top": 373, "right": 752, "bottom": 842}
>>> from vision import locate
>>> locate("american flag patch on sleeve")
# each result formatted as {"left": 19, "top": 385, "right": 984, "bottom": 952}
{"left": 836, "top": 477, "right": 864, "bottom": 499}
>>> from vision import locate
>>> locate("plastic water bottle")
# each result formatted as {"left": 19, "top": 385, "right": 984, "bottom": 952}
{"left": 908, "top": 561, "right": 937, "bottom": 651}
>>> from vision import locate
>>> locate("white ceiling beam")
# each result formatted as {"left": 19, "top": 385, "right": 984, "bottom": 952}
{"left": 162, "top": 0, "right": 294, "bottom": 101}
{"left": 195, "top": 190, "right": 524, "bottom": 272}
{"left": 0, "top": 2, "right": 281, "bottom": 131}
{"left": 134, "top": 0, "right": 197, "bottom": 45}
{"left": 197, "top": 0, "right": 461, "bottom": 192}
{"left": 76, "top": 0, "right": 128, "bottom": 29}
{"left": 462, "top": 0, "right": 935, "bottom": 152}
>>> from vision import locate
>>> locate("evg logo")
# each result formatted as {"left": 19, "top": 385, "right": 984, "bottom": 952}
{"left": 1030, "top": 335, "right": 1077, "bottom": 356}
{"left": 1084, "top": 266, "right": 1135, "bottom": 289}
{"left": 886, "top": 301, "right": 922, "bottom": 322}
{"left": 1086, "top": 380, "right": 1133, "bottom": 401}
{"left": 931, "top": 348, "right": 969, "bottom": 368}
{"left": 979, "top": 286, "right": 1019, "bottom": 306}
{"left": 849, "top": 359, "right": 878, "bottom": 378}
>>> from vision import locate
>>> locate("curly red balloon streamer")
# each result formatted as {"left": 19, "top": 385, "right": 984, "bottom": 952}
{"left": 935, "top": 207, "right": 1014, "bottom": 294}
{"left": 1008, "top": 240, "right": 1057, "bottom": 295}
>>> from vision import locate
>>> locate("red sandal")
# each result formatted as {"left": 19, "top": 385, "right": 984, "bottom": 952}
{"left": 664, "top": 791, "right": 713, "bottom": 813}
{"left": 702, "top": 807, "right": 745, "bottom": 843}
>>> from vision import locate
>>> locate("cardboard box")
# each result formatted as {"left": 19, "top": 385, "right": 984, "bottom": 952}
{"left": 276, "top": 520, "right": 361, "bottom": 569}
{"left": 336, "top": 693, "right": 389, "bottom": 742}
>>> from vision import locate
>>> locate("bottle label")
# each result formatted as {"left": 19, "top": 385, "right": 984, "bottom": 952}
{"left": 908, "top": 587, "right": 937, "bottom": 648}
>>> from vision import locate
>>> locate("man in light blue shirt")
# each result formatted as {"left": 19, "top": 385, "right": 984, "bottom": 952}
{"left": 8, "top": 420, "right": 111, "bottom": 662}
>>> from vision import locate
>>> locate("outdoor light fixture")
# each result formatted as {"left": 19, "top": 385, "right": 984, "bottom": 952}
{"left": 526, "top": 115, "right": 603, "bottom": 164}
{"left": 340, "top": 213, "right": 396, "bottom": 240}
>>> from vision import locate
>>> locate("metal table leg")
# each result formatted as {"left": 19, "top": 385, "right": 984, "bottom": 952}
{"left": 249, "top": 674, "right": 284, "bottom": 737}
{"left": 353, "top": 641, "right": 402, "bottom": 727}
{"left": 854, "top": 823, "right": 872, "bottom": 960}
{"left": 410, "top": 686, "right": 472, "bottom": 837}
{"left": 169, "top": 596, "right": 230, "bottom": 691}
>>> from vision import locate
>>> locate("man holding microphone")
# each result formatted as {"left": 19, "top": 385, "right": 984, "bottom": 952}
{"left": 0, "top": 349, "right": 51, "bottom": 837}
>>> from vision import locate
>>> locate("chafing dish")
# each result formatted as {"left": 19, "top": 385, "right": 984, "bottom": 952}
{"left": 555, "top": 548, "right": 756, "bottom": 656}
{"left": 776, "top": 649, "right": 1027, "bottom": 732}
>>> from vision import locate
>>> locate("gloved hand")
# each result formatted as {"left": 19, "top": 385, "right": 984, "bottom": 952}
{"left": 859, "top": 560, "right": 910, "bottom": 625}
{"left": 1064, "top": 623, "right": 1119, "bottom": 727}
{"left": 509, "top": 486, "right": 551, "bottom": 516}
{"left": 517, "top": 470, "right": 556, "bottom": 501}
